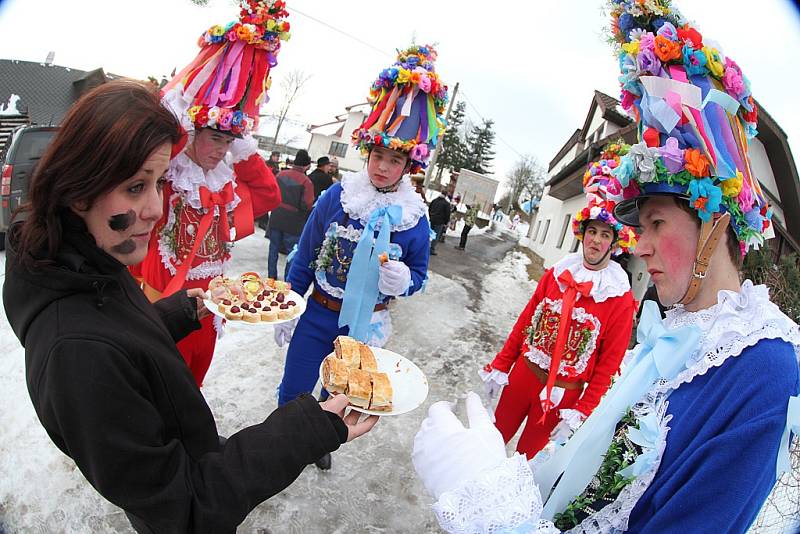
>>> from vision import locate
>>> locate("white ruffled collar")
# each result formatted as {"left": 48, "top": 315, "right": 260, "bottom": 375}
{"left": 552, "top": 252, "right": 631, "bottom": 303}
{"left": 167, "top": 152, "right": 240, "bottom": 212}
{"left": 659, "top": 280, "right": 800, "bottom": 393}
{"left": 340, "top": 169, "right": 427, "bottom": 232}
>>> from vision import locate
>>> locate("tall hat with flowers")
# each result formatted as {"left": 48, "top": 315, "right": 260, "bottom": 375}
{"left": 351, "top": 45, "right": 448, "bottom": 175}
{"left": 161, "top": 0, "right": 290, "bottom": 138}
{"left": 572, "top": 142, "right": 638, "bottom": 256}
{"left": 606, "top": 0, "right": 770, "bottom": 302}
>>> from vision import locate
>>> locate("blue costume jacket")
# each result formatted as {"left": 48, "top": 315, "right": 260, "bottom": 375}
{"left": 278, "top": 170, "right": 430, "bottom": 406}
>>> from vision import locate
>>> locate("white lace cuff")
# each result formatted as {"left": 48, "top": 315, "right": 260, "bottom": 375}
{"left": 433, "top": 454, "right": 544, "bottom": 534}
{"left": 479, "top": 368, "right": 509, "bottom": 386}
{"left": 558, "top": 408, "right": 586, "bottom": 431}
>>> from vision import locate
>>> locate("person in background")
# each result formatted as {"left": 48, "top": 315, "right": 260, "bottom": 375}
{"left": 329, "top": 157, "right": 341, "bottom": 183}
{"left": 456, "top": 204, "right": 479, "bottom": 250}
{"left": 267, "top": 149, "right": 313, "bottom": 280}
{"left": 258, "top": 150, "right": 284, "bottom": 234}
{"left": 309, "top": 156, "right": 334, "bottom": 201}
{"left": 427, "top": 191, "right": 451, "bottom": 256}
{"left": 3, "top": 79, "right": 378, "bottom": 534}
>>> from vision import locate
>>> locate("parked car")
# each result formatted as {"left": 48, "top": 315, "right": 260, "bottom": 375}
{"left": 0, "top": 125, "right": 58, "bottom": 251}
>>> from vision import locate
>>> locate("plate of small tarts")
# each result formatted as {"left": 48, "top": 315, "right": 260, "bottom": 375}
{"left": 204, "top": 272, "right": 306, "bottom": 325}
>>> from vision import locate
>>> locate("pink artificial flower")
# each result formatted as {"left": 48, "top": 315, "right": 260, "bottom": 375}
{"left": 639, "top": 32, "right": 656, "bottom": 53}
{"left": 620, "top": 89, "right": 636, "bottom": 111}
{"left": 722, "top": 58, "right": 745, "bottom": 99}
{"left": 737, "top": 179, "right": 754, "bottom": 212}
{"left": 419, "top": 74, "right": 432, "bottom": 93}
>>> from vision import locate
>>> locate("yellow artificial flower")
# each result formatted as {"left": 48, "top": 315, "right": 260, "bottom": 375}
{"left": 703, "top": 47, "right": 724, "bottom": 78}
{"left": 211, "top": 25, "right": 225, "bottom": 37}
{"left": 397, "top": 68, "right": 411, "bottom": 84}
{"left": 267, "top": 19, "right": 276, "bottom": 30}
{"left": 721, "top": 171, "right": 744, "bottom": 197}
{"left": 622, "top": 41, "right": 640, "bottom": 56}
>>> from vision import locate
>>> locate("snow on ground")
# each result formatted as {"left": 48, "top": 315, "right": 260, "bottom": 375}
{"left": 2, "top": 232, "right": 796, "bottom": 533}
{"left": 0, "top": 233, "right": 534, "bottom": 533}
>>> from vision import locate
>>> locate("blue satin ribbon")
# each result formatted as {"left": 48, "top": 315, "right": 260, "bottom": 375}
{"left": 536, "top": 301, "right": 702, "bottom": 519}
{"left": 338, "top": 205, "right": 403, "bottom": 341}
{"left": 777, "top": 395, "right": 800, "bottom": 478}
{"left": 286, "top": 243, "right": 298, "bottom": 264}
{"left": 617, "top": 412, "right": 660, "bottom": 478}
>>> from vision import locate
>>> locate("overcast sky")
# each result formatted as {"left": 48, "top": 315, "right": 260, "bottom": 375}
{"left": 1, "top": 0, "right": 798, "bottom": 188}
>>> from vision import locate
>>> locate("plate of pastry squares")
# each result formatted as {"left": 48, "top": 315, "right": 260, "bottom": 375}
{"left": 320, "top": 336, "right": 428, "bottom": 416}
{"left": 203, "top": 272, "right": 306, "bottom": 325}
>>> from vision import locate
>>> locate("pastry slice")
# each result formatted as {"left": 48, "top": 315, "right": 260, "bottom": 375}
{"left": 242, "top": 306, "right": 260, "bottom": 323}
{"left": 358, "top": 344, "right": 378, "bottom": 372}
{"left": 368, "top": 372, "right": 393, "bottom": 412}
{"left": 322, "top": 356, "right": 349, "bottom": 395}
{"left": 346, "top": 368, "right": 372, "bottom": 409}
{"left": 334, "top": 336, "right": 361, "bottom": 368}
{"left": 260, "top": 307, "right": 278, "bottom": 322}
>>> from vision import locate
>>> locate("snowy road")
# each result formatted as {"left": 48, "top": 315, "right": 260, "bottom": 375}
{"left": 0, "top": 228, "right": 533, "bottom": 533}
{"left": 2, "top": 227, "right": 796, "bottom": 533}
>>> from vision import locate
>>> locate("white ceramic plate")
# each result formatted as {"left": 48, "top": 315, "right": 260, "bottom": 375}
{"left": 318, "top": 347, "right": 429, "bottom": 416}
{"left": 204, "top": 289, "right": 307, "bottom": 326}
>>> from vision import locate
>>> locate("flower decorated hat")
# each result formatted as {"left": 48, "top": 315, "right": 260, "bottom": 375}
{"left": 606, "top": 0, "right": 770, "bottom": 254}
{"left": 161, "top": 0, "right": 290, "bottom": 137}
{"left": 351, "top": 45, "right": 448, "bottom": 174}
{"left": 573, "top": 143, "right": 638, "bottom": 254}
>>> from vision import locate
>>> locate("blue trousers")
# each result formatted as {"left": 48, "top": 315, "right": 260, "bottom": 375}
{"left": 267, "top": 228, "right": 300, "bottom": 280}
{"left": 277, "top": 298, "right": 348, "bottom": 406}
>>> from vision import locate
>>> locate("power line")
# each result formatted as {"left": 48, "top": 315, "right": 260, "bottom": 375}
{"left": 288, "top": 5, "right": 393, "bottom": 59}
{"left": 288, "top": 4, "right": 526, "bottom": 163}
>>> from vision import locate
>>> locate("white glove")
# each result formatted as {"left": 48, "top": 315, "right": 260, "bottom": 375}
{"left": 413, "top": 392, "right": 507, "bottom": 500}
{"left": 273, "top": 318, "right": 298, "bottom": 347}
{"left": 549, "top": 408, "right": 586, "bottom": 444}
{"left": 378, "top": 259, "right": 411, "bottom": 296}
{"left": 478, "top": 365, "right": 509, "bottom": 401}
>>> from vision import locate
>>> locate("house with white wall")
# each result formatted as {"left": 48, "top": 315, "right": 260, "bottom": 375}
{"left": 527, "top": 90, "right": 800, "bottom": 301}
{"left": 306, "top": 103, "right": 369, "bottom": 172}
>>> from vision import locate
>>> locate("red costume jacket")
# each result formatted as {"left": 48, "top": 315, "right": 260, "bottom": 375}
{"left": 491, "top": 264, "right": 635, "bottom": 416}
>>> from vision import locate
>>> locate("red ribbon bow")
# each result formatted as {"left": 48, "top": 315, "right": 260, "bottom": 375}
{"left": 539, "top": 269, "right": 593, "bottom": 422}
{"left": 200, "top": 182, "right": 235, "bottom": 241}
{"left": 161, "top": 182, "right": 235, "bottom": 298}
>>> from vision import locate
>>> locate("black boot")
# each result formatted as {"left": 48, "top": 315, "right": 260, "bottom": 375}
{"left": 314, "top": 453, "right": 332, "bottom": 470}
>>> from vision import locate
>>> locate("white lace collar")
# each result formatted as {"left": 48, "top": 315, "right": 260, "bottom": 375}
{"left": 167, "top": 152, "right": 240, "bottom": 212}
{"left": 659, "top": 280, "right": 800, "bottom": 393}
{"left": 340, "top": 169, "right": 427, "bottom": 232}
{"left": 552, "top": 252, "right": 631, "bottom": 303}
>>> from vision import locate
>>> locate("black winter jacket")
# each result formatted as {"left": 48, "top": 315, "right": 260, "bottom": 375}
{"left": 428, "top": 196, "right": 451, "bottom": 226}
{"left": 2, "top": 216, "right": 347, "bottom": 533}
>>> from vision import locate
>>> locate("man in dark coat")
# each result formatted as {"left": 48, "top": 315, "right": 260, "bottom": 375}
{"left": 308, "top": 156, "right": 334, "bottom": 201}
{"left": 427, "top": 192, "right": 451, "bottom": 255}
{"left": 267, "top": 149, "right": 314, "bottom": 280}
{"left": 258, "top": 150, "right": 284, "bottom": 233}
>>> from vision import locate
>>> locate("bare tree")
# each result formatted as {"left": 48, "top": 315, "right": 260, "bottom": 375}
{"left": 270, "top": 69, "right": 313, "bottom": 145}
{"left": 505, "top": 155, "right": 546, "bottom": 213}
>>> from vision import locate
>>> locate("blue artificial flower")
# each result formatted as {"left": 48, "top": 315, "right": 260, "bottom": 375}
{"left": 682, "top": 45, "right": 707, "bottom": 77}
{"left": 612, "top": 154, "right": 636, "bottom": 187}
{"left": 744, "top": 208, "right": 763, "bottom": 230}
{"left": 231, "top": 111, "right": 243, "bottom": 127}
{"left": 406, "top": 56, "right": 419, "bottom": 67}
{"left": 688, "top": 177, "right": 723, "bottom": 222}
{"left": 618, "top": 13, "right": 635, "bottom": 37}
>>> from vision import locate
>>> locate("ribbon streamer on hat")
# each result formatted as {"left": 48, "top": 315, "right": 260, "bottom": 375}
{"left": 538, "top": 270, "right": 593, "bottom": 422}
{"left": 535, "top": 301, "right": 702, "bottom": 519}
{"left": 339, "top": 205, "right": 403, "bottom": 341}
{"left": 161, "top": 182, "right": 234, "bottom": 297}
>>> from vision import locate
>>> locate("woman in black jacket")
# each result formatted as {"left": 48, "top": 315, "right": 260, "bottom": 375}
{"left": 2, "top": 80, "right": 377, "bottom": 533}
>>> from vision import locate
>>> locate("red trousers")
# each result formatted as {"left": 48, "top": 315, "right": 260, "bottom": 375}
{"left": 494, "top": 359, "right": 583, "bottom": 459}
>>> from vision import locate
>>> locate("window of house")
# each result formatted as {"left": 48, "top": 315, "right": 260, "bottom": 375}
{"left": 570, "top": 236, "right": 580, "bottom": 253}
{"left": 557, "top": 213, "right": 572, "bottom": 249}
{"left": 540, "top": 219, "right": 551, "bottom": 244}
{"left": 329, "top": 141, "right": 348, "bottom": 157}
{"left": 533, "top": 221, "right": 542, "bottom": 242}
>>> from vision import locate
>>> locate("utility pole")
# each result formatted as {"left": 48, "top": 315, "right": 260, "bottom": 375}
{"left": 424, "top": 81, "right": 459, "bottom": 189}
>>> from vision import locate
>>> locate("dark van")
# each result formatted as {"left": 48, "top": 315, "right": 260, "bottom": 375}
{"left": 0, "top": 126, "right": 58, "bottom": 250}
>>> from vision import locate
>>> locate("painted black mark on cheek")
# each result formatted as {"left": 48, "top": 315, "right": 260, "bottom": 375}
{"left": 108, "top": 209, "right": 136, "bottom": 232}
{"left": 111, "top": 239, "right": 136, "bottom": 255}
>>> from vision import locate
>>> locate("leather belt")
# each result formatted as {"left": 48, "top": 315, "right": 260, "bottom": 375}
{"left": 525, "top": 358, "right": 585, "bottom": 390}
{"left": 311, "top": 289, "right": 388, "bottom": 313}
